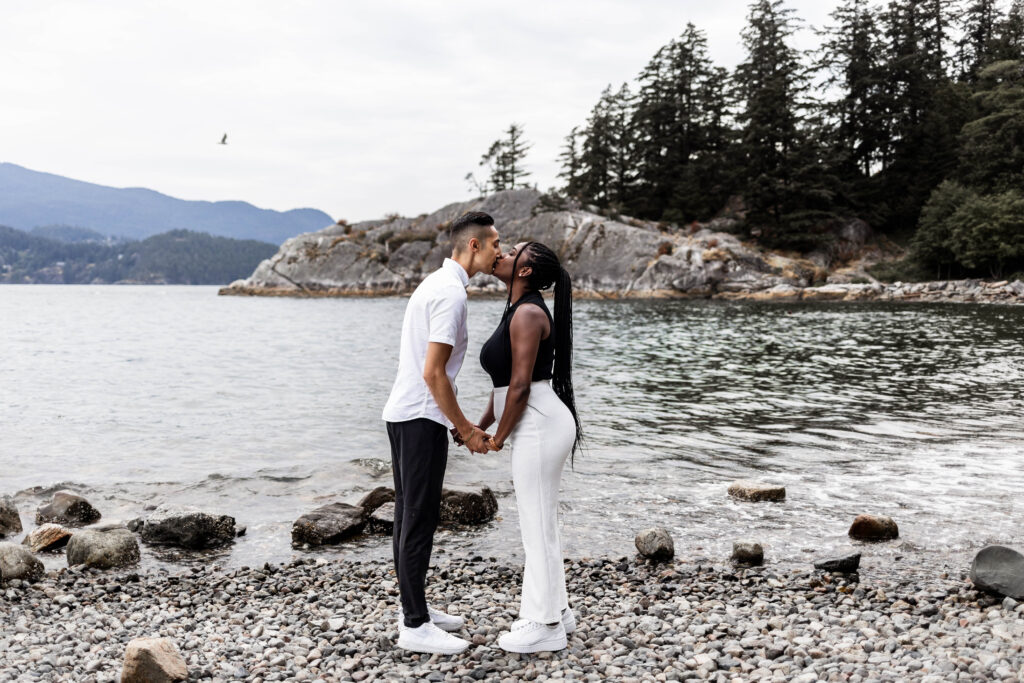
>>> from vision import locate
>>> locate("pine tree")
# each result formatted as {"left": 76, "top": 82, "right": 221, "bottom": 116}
{"left": 957, "top": 0, "right": 1003, "bottom": 80}
{"left": 576, "top": 86, "right": 616, "bottom": 208}
{"left": 993, "top": 0, "right": 1024, "bottom": 61}
{"left": 477, "top": 123, "right": 532, "bottom": 192}
{"left": 556, "top": 126, "right": 583, "bottom": 198}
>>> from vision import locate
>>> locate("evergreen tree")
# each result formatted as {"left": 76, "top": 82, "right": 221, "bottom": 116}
{"left": 576, "top": 86, "right": 617, "bottom": 208}
{"left": 993, "top": 0, "right": 1024, "bottom": 61}
{"left": 477, "top": 123, "right": 532, "bottom": 192}
{"left": 958, "top": 59, "right": 1024, "bottom": 192}
{"left": 556, "top": 126, "right": 583, "bottom": 198}
{"left": 957, "top": 0, "right": 1003, "bottom": 80}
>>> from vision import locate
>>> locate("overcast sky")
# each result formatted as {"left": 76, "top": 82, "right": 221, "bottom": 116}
{"left": 2, "top": 0, "right": 838, "bottom": 222}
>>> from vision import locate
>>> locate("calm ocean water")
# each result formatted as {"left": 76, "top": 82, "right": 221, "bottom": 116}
{"left": 2, "top": 285, "right": 1023, "bottom": 573}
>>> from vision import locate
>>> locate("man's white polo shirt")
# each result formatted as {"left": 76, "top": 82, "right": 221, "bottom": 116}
{"left": 382, "top": 258, "right": 470, "bottom": 429}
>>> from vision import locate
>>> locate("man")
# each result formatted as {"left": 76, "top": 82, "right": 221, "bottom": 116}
{"left": 381, "top": 211, "right": 501, "bottom": 655}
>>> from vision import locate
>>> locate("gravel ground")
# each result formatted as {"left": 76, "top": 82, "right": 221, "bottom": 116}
{"left": 2, "top": 556, "right": 1024, "bottom": 682}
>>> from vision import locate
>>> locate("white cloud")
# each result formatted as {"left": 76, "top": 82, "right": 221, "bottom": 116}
{"left": 0, "top": 0, "right": 838, "bottom": 225}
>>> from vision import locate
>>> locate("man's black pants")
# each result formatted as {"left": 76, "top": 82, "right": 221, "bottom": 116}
{"left": 386, "top": 418, "right": 448, "bottom": 629}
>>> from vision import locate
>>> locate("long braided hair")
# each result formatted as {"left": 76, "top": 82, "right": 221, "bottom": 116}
{"left": 505, "top": 242, "right": 584, "bottom": 460}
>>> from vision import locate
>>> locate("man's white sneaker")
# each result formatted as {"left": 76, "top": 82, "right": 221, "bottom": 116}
{"left": 396, "top": 621, "right": 469, "bottom": 655}
{"left": 397, "top": 606, "right": 465, "bottom": 633}
{"left": 498, "top": 620, "right": 567, "bottom": 654}
{"left": 512, "top": 608, "right": 575, "bottom": 635}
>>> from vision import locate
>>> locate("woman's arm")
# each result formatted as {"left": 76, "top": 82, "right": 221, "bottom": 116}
{"left": 490, "top": 305, "right": 549, "bottom": 449}
{"left": 477, "top": 392, "right": 496, "bottom": 431}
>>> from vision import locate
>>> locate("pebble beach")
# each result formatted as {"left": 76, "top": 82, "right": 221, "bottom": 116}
{"left": 3, "top": 555, "right": 1024, "bottom": 682}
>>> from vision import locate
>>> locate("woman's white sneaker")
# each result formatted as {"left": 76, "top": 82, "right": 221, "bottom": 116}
{"left": 498, "top": 621, "right": 567, "bottom": 653}
{"left": 396, "top": 622, "right": 469, "bottom": 655}
{"left": 512, "top": 609, "right": 576, "bottom": 635}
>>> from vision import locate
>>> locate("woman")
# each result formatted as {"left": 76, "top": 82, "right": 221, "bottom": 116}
{"left": 476, "top": 241, "right": 584, "bottom": 654}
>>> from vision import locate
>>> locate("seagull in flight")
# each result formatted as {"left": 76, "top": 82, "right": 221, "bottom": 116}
{"left": 219, "top": 133, "right": 228, "bottom": 145}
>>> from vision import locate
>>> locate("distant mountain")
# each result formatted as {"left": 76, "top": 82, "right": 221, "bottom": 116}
{"left": 0, "top": 225, "right": 278, "bottom": 285}
{"left": 30, "top": 225, "right": 111, "bottom": 243}
{"left": 0, "top": 162, "right": 333, "bottom": 245}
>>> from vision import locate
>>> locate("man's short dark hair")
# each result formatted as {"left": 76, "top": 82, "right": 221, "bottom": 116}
{"left": 449, "top": 211, "right": 495, "bottom": 251}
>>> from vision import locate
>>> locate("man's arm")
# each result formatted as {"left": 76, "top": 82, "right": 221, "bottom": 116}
{"left": 423, "top": 341, "right": 489, "bottom": 453}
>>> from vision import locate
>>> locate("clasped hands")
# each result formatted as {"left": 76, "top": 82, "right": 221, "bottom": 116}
{"left": 450, "top": 425, "right": 503, "bottom": 453}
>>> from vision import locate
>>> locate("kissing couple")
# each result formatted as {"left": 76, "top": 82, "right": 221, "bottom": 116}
{"left": 381, "top": 210, "right": 583, "bottom": 655}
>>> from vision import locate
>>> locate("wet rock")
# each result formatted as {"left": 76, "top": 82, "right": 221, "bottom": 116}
{"left": 135, "top": 505, "right": 237, "bottom": 549}
{"left": 122, "top": 637, "right": 188, "bottom": 683}
{"left": 439, "top": 486, "right": 498, "bottom": 525}
{"left": 731, "top": 541, "right": 764, "bottom": 566}
{"left": 35, "top": 491, "right": 101, "bottom": 527}
{"left": 727, "top": 481, "right": 786, "bottom": 502}
{"left": 0, "top": 541, "right": 44, "bottom": 582}
{"left": 848, "top": 514, "right": 899, "bottom": 541}
{"left": 292, "top": 503, "right": 366, "bottom": 546}
{"left": 634, "top": 528, "right": 674, "bottom": 561}
{"left": 357, "top": 486, "right": 395, "bottom": 516}
{"left": 814, "top": 552, "right": 861, "bottom": 573}
{"left": 66, "top": 528, "right": 140, "bottom": 569}
{"left": 0, "top": 495, "right": 22, "bottom": 538}
{"left": 22, "top": 523, "right": 73, "bottom": 552}
{"left": 970, "top": 545, "right": 1024, "bottom": 600}
{"left": 367, "top": 502, "right": 395, "bottom": 534}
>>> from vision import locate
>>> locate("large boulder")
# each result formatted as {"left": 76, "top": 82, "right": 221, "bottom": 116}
{"left": 439, "top": 486, "right": 498, "bottom": 525}
{"left": 0, "top": 542, "right": 44, "bottom": 583}
{"left": 22, "top": 523, "right": 73, "bottom": 552}
{"left": 357, "top": 486, "right": 395, "bottom": 516}
{"left": 35, "top": 491, "right": 101, "bottom": 527}
{"left": 66, "top": 528, "right": 140, "bottom": 569}
{"left": 727, "top": 481, "right": 786, "bottom": 503}
{"left": 367, "top": 502, "right": 395, "bottom": 535}
{"left": 848, "top": 514, "right": 899, "bottom": 541}
{"left": 134, "top": 505, "right": 236, "bottom": 549}
{"left": 635, "top": 528, "right": 675, "bottom": 561}
{"left": 814, "top": 552, "right": 861, "bottom": 573}
{"left": 0, "top": 495, "right": 22, "bottom": 538}
{"left": 122, "top": 637, "right": 188, "bottom": 683}
{"left": 292, "top": 503, "right": 366, "bottom": 546}
{"left": 970, "top": 545, "right": 1024, "bottom": 600}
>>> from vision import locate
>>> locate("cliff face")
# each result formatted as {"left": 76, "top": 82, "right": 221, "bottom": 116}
{"left": 220, "top": 189, "right": 827, "bottom": 298}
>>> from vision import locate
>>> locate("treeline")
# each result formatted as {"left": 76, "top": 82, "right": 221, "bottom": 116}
{"left": 552, "top": 0, "right": 1024, "bottom": 279}
{"left": 0, "top": 227, "right": 277, "bottom": 285}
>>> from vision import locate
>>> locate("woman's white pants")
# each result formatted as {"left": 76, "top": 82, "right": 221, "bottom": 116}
{"left": 493, "top": 380, "right": 574, "bottom": 624}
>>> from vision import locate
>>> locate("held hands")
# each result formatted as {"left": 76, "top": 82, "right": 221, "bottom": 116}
{"left": 451, "top": 425, "right": 504, "bottom": 453}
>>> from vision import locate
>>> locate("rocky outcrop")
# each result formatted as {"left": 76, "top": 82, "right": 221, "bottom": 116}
{"left": 367, "top": 502, "right": 395, "bottom": 534}
{"left": 219, "top": 189, "right": 1024, "bottom": 304}
{"left": 122, "top": 637, "right": 188, "bottom": 683}
{"left": 66, "top": 527, "right": 140, "bottom": 569}
{"left": 131, "top": 505, "right": 236, "bottom": 550}
{"left": 848, "top": 514, "right": 899, "bottom": 541}
{"left": 292, "top": 503, "right": 367, "bottom": 546}
{"left": 35, "top": 491, "right": 101, "bottom": 527}
{"left": 635, "top": 528, "right": 674, "bottom": 561}
{"left": 728, "top": 481, "right": 786, "bottom": 503}
{"left": 0, "top": 495, "right": 22, "bottom": 538}
{"left": 22, "top": 523, "right": 72, "bottom": 552}
{"left": 970, "top": 545, "right": 1024, "bottom": 600}
{"left": 0, "top": 542, "right": 44, "bottom": 582}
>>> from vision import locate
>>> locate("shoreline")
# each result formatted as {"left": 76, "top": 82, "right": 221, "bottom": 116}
{"left": 3, "top": 555, "right": 1023, "bottom": 681}
{"left": 218, "top": 278, "right": 1024, "bottom": 305}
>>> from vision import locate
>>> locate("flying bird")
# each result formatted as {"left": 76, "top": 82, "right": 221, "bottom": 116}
{"left": 219, "top": 133, "right": 228, "bottom": 145}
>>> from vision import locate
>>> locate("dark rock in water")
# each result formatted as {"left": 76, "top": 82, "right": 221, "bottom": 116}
{"left": 0, "top": 542, "right": 44, "bottom": 582}
{"left": 814, "top": 553, "right": 861, "bottom": 573}
{"left": 848, "top": 514, "right": 899, "bottom": 541}
{"left": 970, "top": 545, "right": 1024, "bottom": 600}
{"left": 367, "top": 502, "right": 395, "bottom": 534}
{"left": 634, "top": 528, "right": 674, "bottom": 561}
{"left": 357, "top": 486, "right": 395, "bottom": 516}
{"left": 0, "top": 495, "right": 23, "bottom": 538}
{"left": 122, "top": 636, "right": 188, "bottom": 683}
{"left": 35, "top": 491, "right": 101, "bottom": 527}
{"left": 22, "top": 523, "right": 72, "bottom": 552}
{"left": 66, "top": 528, "right": 140, "bottom": 569}
{"left": 727, "top": 481, "right": 786, "bottom": 502}
{"left": 236, "top": 526, "right": 247, "bottom": 537}
{"left": 136, "top": 505, "right": 237, "bottom": 550}
{"left": 439, "top": 486, "right": 498, "bottom": 525}
{"left": 731, "top": 541, "right": 764, "bottom": 566}
{"left": 292, "top": 503, "right": 367, "bottom": 546}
